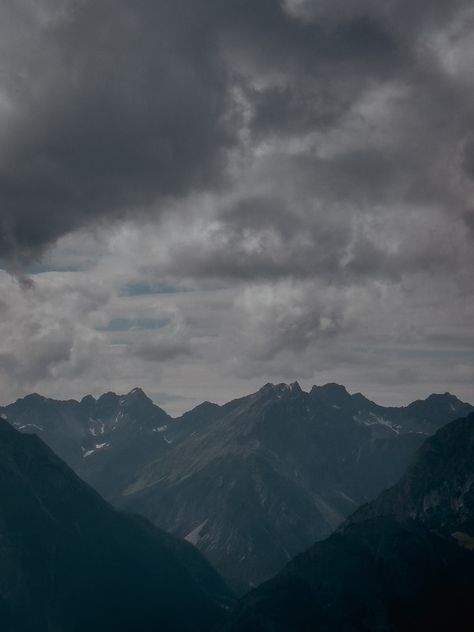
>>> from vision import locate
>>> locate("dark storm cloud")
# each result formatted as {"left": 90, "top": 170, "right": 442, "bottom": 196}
{"left": 172, "top": 0, "right": 474, "bottom": 286}
{"left": 1, "top": 0, "right": 474, "bottom": 285}
{"left": 227, "top": 0, "right": 466, "bottom": 138}
{"left": 461, "top": 136, "right": 474, "bottom": 179}
{"left": 0, "top": 0, "right": 235, "bottom": 264}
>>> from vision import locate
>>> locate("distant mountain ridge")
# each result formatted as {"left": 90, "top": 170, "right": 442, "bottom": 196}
{"left": 1, "top": 383, "right": 472, "bottom": 591}
{"left": 0, "top": 386, "right": 170, "bottom": 464}
{"left": 2, "top": 383, "right": 471, "bottom": 458}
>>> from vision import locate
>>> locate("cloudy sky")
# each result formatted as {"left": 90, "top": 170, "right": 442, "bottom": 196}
{"left": 0, "top": 0, "right": 473, "bottom": 414}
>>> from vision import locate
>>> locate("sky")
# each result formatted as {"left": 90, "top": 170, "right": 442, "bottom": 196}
{"left": 0, "top": 0, "right": 473, "bottom": 415}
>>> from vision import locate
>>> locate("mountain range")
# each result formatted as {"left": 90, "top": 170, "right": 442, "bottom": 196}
{"left": 2, "top": 383, "right": 472, "bottom": 591}
{"left": 1, "top": 388, "right": 473, "bottom": 630}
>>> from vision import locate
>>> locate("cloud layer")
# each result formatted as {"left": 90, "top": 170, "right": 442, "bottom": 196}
{"left": 0, "top": 0, "right": 473, "bottom": 410}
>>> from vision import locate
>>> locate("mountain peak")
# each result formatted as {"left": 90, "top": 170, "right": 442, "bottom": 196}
{"left": 187, "top": 400, "right": 220, "bottom": 415}
{"left": 97, "top": 391, "right": 118, "bottom": 403}
{"left": 22, "top": 392, "right": 47, "bottom": 403}
{"left": 426, "top": 392, "right": 459, "bottom": 402}
{"left": 259, "top": 381, "right": 303, "bottom": 397}
{"left": 320, "top": 382, "right": 349, "bottom": 394}
{"left": 289, "top": 381, "right": 303, "bottom": 393}
{"left": 311, "top": 383, "right": 350, "bottom": 400}
{"left": 125, "top": 387, "right": 149, "bottom": 400}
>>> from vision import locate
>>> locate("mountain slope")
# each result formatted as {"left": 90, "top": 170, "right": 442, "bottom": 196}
{"left": 223, "top": 518, "right": 473, "bottom": 631}
{"left": 223, "top": 414, "right": 474, "bottom": 631}
{"left": 348, "top": 411, "right": 474, "bottom": 539}
{"left": 0, "top": 417, "right": 232, "bottom": 632}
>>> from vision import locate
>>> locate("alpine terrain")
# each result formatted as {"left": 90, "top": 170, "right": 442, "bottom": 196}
{"left": 2, "top": 383, "right": 472, "bottom": 591}
{"left": 223, "top": 413, "right": 474, "bottom": 631}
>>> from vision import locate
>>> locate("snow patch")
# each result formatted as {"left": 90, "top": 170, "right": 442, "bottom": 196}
{"left": 185, "top": 519, "right": 208, "bottom": 545}
{"left": 337, "top": 491, "right": 358, "bottom": 505}
{"left": 354, "top": 412, "right": 400, "bottom": 434}
{"left": 82, "top": 442, "right": 110, "bottom": 458}
{"left": 17, "top": 423, "right": 44, "bottom": 432}
{"left": 111, "top": 411, "right": 123, "bottom": 430}
{"left": 371, "top": 414, "right": 400, "bottom": 434}
{"left": 89, "top": 418, "right": 105, "bottom": 436}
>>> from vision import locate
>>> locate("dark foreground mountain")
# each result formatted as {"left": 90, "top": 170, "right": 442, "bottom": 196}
{"left": 2, "top": 384, "right": 472, "bottom": 591}
{"left": 0, "top": 417, "right": 232, "bottom": 632}
{"left": 223, "top": 414, "right": 474, "bottom": 631}
{"left": 348, "top": 411, "right": 474, "bottom": 541}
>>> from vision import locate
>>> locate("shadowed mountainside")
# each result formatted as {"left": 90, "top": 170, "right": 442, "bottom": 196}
{"left": 0, "top": 417, "right": 232, "bottom": 632}
{"left": 222, "top": 414, "right": 474, "bottom": 631}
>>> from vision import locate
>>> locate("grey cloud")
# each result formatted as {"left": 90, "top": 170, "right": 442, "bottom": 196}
{"left": 230, "top": 281, "right": 353, "bottom": 363}
{"left": 461, "top": 135, "right": 474, "bottom": 178}
{"left": 135, "top": 339, "right": 197, "bottom": 363}
{"left": 0, "top": 269, "right": 109, "bottom": 395}
{"left": 2, "top": 0, "right": 473, "bottom": 274}
{"left": 1, "top": 0, "right": 473, "bottom": 409}
{"left": 0, "top": 0, "right": 235, "bottom": 265}
{"left": 462, "top": 209, "right": 474, "bottom": 235}
{"left": 160, "top": 1, "right": 474, "bottom": 287}
{"left": 126, "top": 306, "right": 199, "bottom": 362}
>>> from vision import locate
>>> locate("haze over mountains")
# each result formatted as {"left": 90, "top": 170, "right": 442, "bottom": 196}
{"left": 2, "top": 382, "right": 472, "bottom": 591}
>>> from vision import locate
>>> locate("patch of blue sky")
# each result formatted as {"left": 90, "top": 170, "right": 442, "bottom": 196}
{"left": 24, "top": 262, "right": 84, "bottom": 274}
{"left": 103, "top": 318, "right": 170, "bottom": 332}
{"left": 122, "top": 282, "right": 184, "bottom": 296}
{"left": 390, "top": 348, "right": 474, "bottom": 359}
